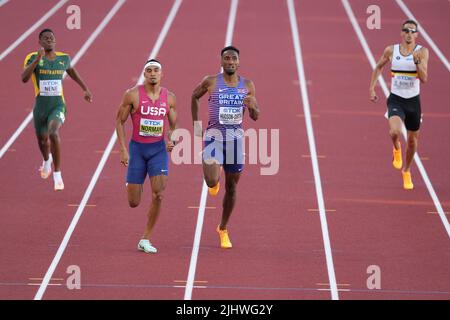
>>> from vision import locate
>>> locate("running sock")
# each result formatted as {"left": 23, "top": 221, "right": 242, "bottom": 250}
{"left": 53, "top": 171, "right": 64, "bottom": 191}
{"left": 43, "top": 154, "right": 53, "bottom": 171}
{"left": 53, "top": 171, "right": 62, "bottom": 182}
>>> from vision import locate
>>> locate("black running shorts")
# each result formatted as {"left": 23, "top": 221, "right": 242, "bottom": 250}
{"left": 387, "top": 93, "right": 421, "bottom": 131}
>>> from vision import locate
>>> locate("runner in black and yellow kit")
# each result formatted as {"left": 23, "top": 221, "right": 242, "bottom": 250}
{"left": 369, "top": 20, "right": 429, "bottom": 190}
{"left": 22, "top": 29, "right": 92, "bottom": 190}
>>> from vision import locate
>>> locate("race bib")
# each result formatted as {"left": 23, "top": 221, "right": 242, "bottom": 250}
{"left": 219, "top": 107, "right": 243, "bottom": 125}
{"left": 392, "top": 75, "right": 415, "bottom": 90}
{"left": 139, "top": 119, "right": 163, "bottom": 137}
{"left": 39, "top": 80, "right": 62, "bottom": 96}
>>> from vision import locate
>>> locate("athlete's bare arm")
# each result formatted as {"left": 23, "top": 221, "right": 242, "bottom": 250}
{"left": 244, "top": 79, "right": 259, "bottom": 121}
{"left": 166, "top": 91, "right": 177, "bottom": 152}
{"left": 191, "top": 75, "right": 216, "bottom": 137}
{"left": 369, "top": 45, "right": 394, "bottom": 102}
{"left": 66, "top": 67, "right": 93, "bottom": 102}
{"left": 116, "top": 87, "right": 138, "bottom": 166}
{"left": 413, "top": 47, "right": 429, "bottom": 83}
{"left": 21, "top": 47, "right": 44, "bottom": 83}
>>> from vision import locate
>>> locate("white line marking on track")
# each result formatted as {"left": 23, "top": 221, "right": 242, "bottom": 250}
{"left": 395, "top": 0, "right": 450, "bottom": 72}
{"left": 224, "top": 0, "right": 239, "bottom": 48}
{"left": 0, "top": 0, "right": 124, "bottom": 160}
{"left": 183, "top": 0, "right": 239, "bottom": 301}
{"left": 342, "top": 0, "right": 450, "bottom": 238}
{"left": 0, "top": 0, "right": 69, "bottom": 61}
{"left": 34, "top": 0, "right": 183, "bottom": 300}
{"left": 184, "top": 180, "right": 208, "bottom": 300}
{"left": 0, "top": 0, "right": 10, "bottom": 8}
{"left": 287, "top": 0, "right": 339, "bottom": 300}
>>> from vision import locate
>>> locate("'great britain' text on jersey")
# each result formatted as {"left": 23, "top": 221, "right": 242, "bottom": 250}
{"left": 218, "top": 93, "right": 246, "bottom": 105}
{"left": 206, "top": 74, "right": 248, "bottom": 141}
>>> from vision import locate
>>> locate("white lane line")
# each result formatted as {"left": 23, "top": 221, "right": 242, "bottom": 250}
{"left": 0, "top": 0, "right": 10, "bottom": 8}
{"left": 287, "top": 0, "right": 339, "bottom": 300}
{"left": 183, "top": 0, "right": 239, "bottom": 301}
{"left": 342, "top": 0, "right": 450, "bottom": 238}
{"left": 224, "top": 0, "right": 238, "bottom": 48}
{"left": 0, "top": 0, "right": 69, "bottom": 61}
{"left": 183, "top": 179, "right": 209, "bottom": 300}
{"left": 395, "top": 0, "right": 450, "bottom": 72}
{"left": 0, "top": 112, "right": 34, "bottom": 159}
{"left": 34, "top": 0, "right": 183, "bottom": 300}
{"left": 0, "top": 0, "right": 125, "bottom": 160}
{"left": 34, "top": 0, "right": 175, "bottom": 300}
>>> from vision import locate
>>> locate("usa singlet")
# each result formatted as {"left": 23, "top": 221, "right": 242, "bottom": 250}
{"left": 131, "top": 85, "right": 169, "bottom": 143}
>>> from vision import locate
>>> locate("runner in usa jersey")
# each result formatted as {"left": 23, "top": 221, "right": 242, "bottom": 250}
{"left": 191, "top": 46, "right": 260, "bottom": 249}
{"left": 131, "top": 85, "right": 169, "bottom": 144}
{"left": 116, "top": 59, "right": 177, "bottom": 254}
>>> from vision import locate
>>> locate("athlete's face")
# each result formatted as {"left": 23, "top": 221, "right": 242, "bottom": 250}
{"left": 221, "top": 50, "right": 239, "bottom": 75}
{"left": 39, "top": 32, "right": 56, "bottom": 51}
{"left": 144, "top": 66, "right": 162, "bottom": 85}
{"left": 401, "top": 23, "right": 418, "bottom": 44}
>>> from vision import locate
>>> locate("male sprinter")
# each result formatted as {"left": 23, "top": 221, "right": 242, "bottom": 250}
{"left": 116, "top": 59, "right": 177, "bottom": 254}
{"left": 369, "top": 20, "right": 428, "bottom": 190}
{"left": 191, "top": 46, "right": 259, "bottom": 249}
{"left": 22, "top": 28, "right": 92, "bottom": 191}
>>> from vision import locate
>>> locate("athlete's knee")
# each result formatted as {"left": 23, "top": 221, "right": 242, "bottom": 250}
{"left": 225, "top": 183, "right": 238, "bottom": 196}
{"left": 48, "top": 129, "right": 60, "bottom": 141}
{"left": 389, "top": 128, "right": 401, "bottom": 140}
{"left": 152, "top": 191, "right": 164, "bottom": 202}
{"left": 38, "top": 137, "right": 49, "bottom": 147}
{"left": 205, "top": 177, "right": 219, "bottom": 188}
{"left": 128, "top": 199, "right": 140, "bottom": 208}
{"left": 407, "top": 135, "right": 418, "bottom": 148}
{"left": 129, "top": 201, "right": 139, "bottom": 208}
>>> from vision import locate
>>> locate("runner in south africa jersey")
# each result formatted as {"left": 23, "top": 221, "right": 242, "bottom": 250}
{"left": 24, "top": 51, "right": 71, "bottom": 134}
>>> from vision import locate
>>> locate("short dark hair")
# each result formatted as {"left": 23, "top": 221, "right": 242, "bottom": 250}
{"left": 39, "top": 28, "right": 54, "bottom": 39}
{"left": 221, "top": 46, "right": 239, "bottom": 57}
{"left": 402, "top": 20, "right": 418, "bottom": 29}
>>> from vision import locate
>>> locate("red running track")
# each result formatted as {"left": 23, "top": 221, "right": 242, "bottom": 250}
{"left": 0, "top": 0, "right": 448, "bottom": 300}
{"left": 297, "top": 0, "right": 450, "bottom": 299}
{"left": 0, "top": 0, "right": 61, "bottom": 58}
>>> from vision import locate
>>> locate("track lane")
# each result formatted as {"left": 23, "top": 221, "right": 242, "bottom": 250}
{"left": 41, "top": 0, "right": 234, "bottom": 300}
{"left": 346, "top": 0, "right": 450, "bottom": 213}
{"left": 191, "top": 0, "right": 332, "bottom": 300}
{"left": 399, "top": 0, "right": 449, "bottom": 58}
{"left": 0, "top": 0, "right": 133, "bottom": 300}
{"left": 0, "top": 0, "right": 117, "bottom": 150}
{"left": 391, "top": 0, "right": 450, "bottom": 209}
{"left": 347, "top": 0, "right": 450, "bottom": 233}
{"left": 1, "top": 0, "right": 448, "bottom": 301}
{"left": 296, "top": 0, "right": 450, "bottom": 299}
{"left": 0, "top": 1, "right": 62, "bottom": 56}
